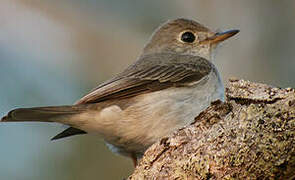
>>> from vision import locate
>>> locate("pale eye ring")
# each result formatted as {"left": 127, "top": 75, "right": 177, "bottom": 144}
{"left": 180, "top": 31, "right": 196, "bottom": 43}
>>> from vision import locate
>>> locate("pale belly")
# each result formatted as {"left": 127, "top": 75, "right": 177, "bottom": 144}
{"left": 102, "top": 70, "right": 224, "bottom": 157}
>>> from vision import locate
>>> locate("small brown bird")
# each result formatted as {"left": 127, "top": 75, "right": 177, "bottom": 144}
{"left": 1, "top": 18, "right": 239, "bottom": 166}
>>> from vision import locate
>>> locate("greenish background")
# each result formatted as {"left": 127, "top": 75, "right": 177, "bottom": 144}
{"left": 0, "top": 1, "right": 294, "bottom": 179}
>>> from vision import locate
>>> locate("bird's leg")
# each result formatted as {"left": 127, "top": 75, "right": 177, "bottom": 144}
{"left": 130, "top": 153, "right": 137, "bottom": 167}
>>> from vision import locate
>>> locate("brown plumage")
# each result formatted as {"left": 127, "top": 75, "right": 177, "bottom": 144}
{"left": 1, "top": 18, "right": 239, "bottom": 165}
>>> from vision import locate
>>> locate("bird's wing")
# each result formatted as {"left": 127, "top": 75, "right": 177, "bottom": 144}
{"left": 76, "top": 53, "right": 212, "bottom": 105}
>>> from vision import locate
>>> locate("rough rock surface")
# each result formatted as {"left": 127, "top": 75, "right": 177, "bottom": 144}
{"left": 129, "top": 79, "right": 295, "bottom": 180}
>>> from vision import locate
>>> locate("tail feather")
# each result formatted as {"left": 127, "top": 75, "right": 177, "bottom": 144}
{"left": 51, "top": 127, "right": 87, "bottom": 140}
{"left": 1, "top": 105, "right": 86, "bottom": 122}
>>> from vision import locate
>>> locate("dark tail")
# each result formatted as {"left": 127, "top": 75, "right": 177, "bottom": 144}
{"left": 1, "top": 105, "right": 89, "bottom": 140}
{"left": 1, "top": 105, "right": 86, "bottom": 122}
{"left": 51, "top": 127, "right": 86, "bottom": 140}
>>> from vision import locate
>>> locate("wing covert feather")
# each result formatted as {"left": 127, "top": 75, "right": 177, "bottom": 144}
{"left": 76, "top": 53, "right": 212, "bottom": 104}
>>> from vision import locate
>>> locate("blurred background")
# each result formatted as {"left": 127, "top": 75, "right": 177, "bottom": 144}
{"left": 0, "top": 0, "right": 294, "bottom": 179}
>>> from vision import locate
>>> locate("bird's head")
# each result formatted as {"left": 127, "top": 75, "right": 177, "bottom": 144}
{"left": 143, "top": 18, "right": 239, "bottom": 60}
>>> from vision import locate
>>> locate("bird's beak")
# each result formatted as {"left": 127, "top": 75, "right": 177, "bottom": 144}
{"left": 200, "top": 29, "right": 239, "bottom": 45}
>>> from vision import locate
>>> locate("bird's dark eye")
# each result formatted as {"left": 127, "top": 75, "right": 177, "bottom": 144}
{"left": 180, "top": 31, "right": 196, "bottom": 43}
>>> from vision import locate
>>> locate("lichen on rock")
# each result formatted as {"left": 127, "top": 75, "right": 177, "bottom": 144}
{"left": 129, "top": 79, "right": 295, "bottom": 180}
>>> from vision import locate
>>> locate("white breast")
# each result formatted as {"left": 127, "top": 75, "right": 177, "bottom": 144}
{"left": 106, "top": 69, "right": 225, "bottom": 152}
{"left": 74, "top": 68, "right": 224, "bottom": 155}
{"left": 134, "top": 69, "right": 224, "bottom": 127}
